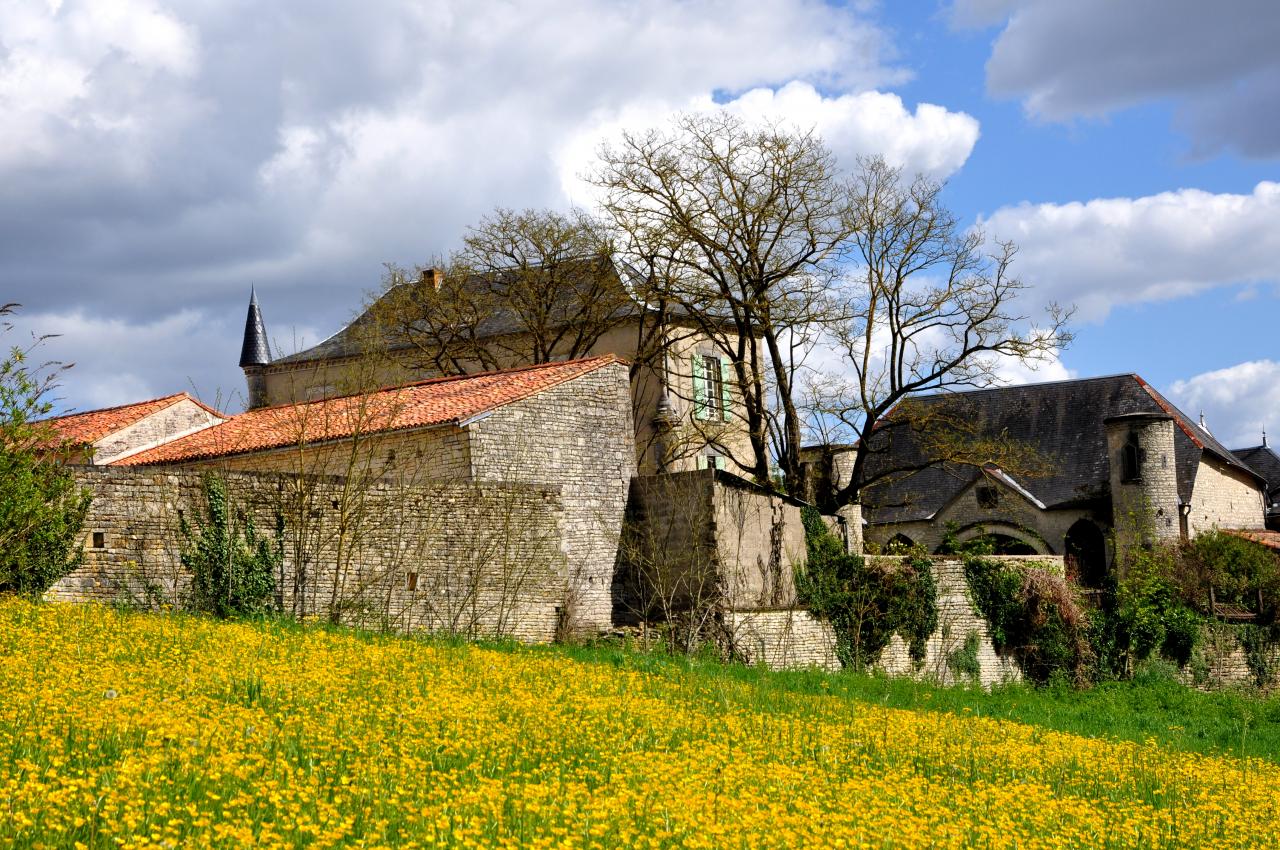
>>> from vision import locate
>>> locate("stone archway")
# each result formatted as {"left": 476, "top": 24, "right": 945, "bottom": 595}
{"left": 1064, "top": 519, "right": 1108, "bottom": 588}
{"left": 944, "top": 522, "right": 1051, "bottom": 556}
{"left": 885, "top": 533, "right": 916, "bottom": 553}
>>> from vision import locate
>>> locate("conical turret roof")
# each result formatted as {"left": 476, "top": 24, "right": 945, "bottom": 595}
{"left": 238, "top": 288, "right": 271, "bottom": 367}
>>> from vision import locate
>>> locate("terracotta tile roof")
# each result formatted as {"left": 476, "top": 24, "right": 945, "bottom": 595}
{"left": 116, "top": 355, "right": 624, "bottom": 466}
{"left": 1224, "top": 529, "right": 1280, "bottom": 553}
{"left": 42, "top": 393, "right": 222, "bottom": 446}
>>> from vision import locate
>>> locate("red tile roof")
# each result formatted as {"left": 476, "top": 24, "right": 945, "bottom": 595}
{"left": 116, "top": 355, "right": 624, "bottom": 466}
{"left": 1224, "top": 529, "right": 1280, "bottom": 553}
{"left": 42, "top": 393, "right": 223, "bottom": 446}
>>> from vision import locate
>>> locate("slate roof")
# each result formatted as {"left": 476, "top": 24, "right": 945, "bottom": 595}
{"left": 862, "top": 373, "right": 1264, "bottom": 524}
{"left": 271, "top": 257, "right": 646, "bottom": 367}
{"left": 115, "top": 355, "right": 624, "bottom": 466}
{"left": 1232, "top": 445, "right": 1280, "bottom": 497}
{"left": 239, "top": 288, "right": 271, "bottom": 367}
{"left": 42, "top": 393, "right": 223, "bottom": 446}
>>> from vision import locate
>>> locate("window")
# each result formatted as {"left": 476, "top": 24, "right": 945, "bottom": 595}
{"left": 91, "top": 532, "right": 105, "bottom": 549}
{"left": 976, "top": 486, "right": 999, "bottom": 508}
{"left": 692, "top": 353, "right": 729, "bottom": 421}
{"left": 697, "top": 454, "right": 723, "bottom": 471}
{"left": 406, "top": 572, "right": 418, "bottom": 592}
{"left": 1120, "top": 431, "right": 1144, "bottom": 482}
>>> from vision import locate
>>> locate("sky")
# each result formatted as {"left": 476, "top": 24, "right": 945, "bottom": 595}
{"left": 3, "top": 0, "right": 1278, "bottom": 448}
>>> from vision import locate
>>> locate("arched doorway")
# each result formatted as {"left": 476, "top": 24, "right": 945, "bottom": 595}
{"left": 1064, "top": 520, "right": 1107, "bottom": 588}
{"left": 986, "top": 533, "right": 1038, "bottom": 555}
{"left": 885, "top": 533, "right": 916, "bottom": 553}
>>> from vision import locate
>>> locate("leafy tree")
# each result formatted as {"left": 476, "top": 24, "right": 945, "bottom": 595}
{"left": 181, "top": 475, "right": 282, "bottom": 618}
{"left": 0, "top": 304, "right": 91, "bottom": 596}
{"left": 797, "top": 507, "right": 937, "bottom": 668}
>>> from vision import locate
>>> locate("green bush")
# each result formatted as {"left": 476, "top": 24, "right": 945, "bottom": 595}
{"left": 0, "top": 306, "right": 91, "bottom": 596}
{"left": 963, "top": 556, "right": 1093, "bottom": 685}
{"left": 181, "top": 475, "right": 282, "bottom": 618}
{"left": 798, "top": 508, "right": 937, "bottom": 669}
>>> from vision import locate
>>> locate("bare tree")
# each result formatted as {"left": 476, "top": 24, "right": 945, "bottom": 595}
{"left": 594, "top": 112, "right": 855, "bottom": 491}
{"left": 369, "top": 207, "right": 635, "bottom": 375}
{"left": 814, "top": 156, "right": 1072, "bottom": 509}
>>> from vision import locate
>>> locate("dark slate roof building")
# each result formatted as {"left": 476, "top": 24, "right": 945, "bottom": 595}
{"left": 1231, "top": 441, "right": 1280, "bottom": 530}
{"left": 831, "top": 373, "right": 1270, "bottom": 568}
{"left": 861, "top": 373, "right": 1260, "bottom": 525}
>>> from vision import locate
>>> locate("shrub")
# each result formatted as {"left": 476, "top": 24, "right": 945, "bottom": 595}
{"left": 947, "top": 631, "right": 982, "bottom": 684}
{"left": 963, "top": 556, "right": 1093, "bottom": 686}
{"left": 0, "top": 305, "right": 91, "bottom": 596}
{"left": 798, "top": 509, "right": 938, "bottom": 669}
{"left": 181, "top": 475, "right": 282, "bottom": 618}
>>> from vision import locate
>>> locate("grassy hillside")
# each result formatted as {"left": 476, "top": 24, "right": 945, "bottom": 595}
{"left": 2, "top": 599, "right": 1279, "bottom": 849}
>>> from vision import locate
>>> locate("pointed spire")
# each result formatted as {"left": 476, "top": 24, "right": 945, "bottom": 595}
{"left": 1264, "top": 428, "right": 1269, "bottom": 448}
{"left": 1198, "top": 410, "right": 1211, "bottom": 434}
{"left": 238, "top": 287, "right": 271, "bottom": 368}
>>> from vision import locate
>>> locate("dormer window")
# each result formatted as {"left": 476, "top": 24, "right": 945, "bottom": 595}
{"left": 1120, "top": 431, "right": 1144, "bottom": 483}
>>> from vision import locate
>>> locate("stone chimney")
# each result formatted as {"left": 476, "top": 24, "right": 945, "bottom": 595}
{"left": 1104, "top": 412, "right": 1181, "bottom": 568}
{"left": 420, "top": 268, "right": 444, "bottom": 290}
{"left": 239, "top": 287, "right": 271, "bottom": 410}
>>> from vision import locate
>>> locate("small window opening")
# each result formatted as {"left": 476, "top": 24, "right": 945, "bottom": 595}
{"left": 406, "top": 572, "right": 418, "bottom": 592}
{"left": 1120, "top": 431, "right": 1144, "bottom": 483}
{"left": 331, "top": 499, "right": 340, "bottom": 509}
{"left": 976, "top": 486, "right": 999, "bottom": 508}
{"left": 92, "top": 532, "right": 105, "bottom": 549}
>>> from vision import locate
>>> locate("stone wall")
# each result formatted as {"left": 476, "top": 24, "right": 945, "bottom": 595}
{"left": 613, "top": 469, "right": 808, "bottom": 622}
{"left": 468, "top": 361, "right": 636, "bottom": 634}
{"left": 1188, "top": 456, "right": 1267, "bottom": 536}
{"left": 867, "top": 476, "right": 1097, "bottom": 561}
{"left": 727, "top": 555, "right": 1064, "bottom": 688}
{"left": 51, "top": 466, "right": 569, "bottom": 642}
{"left": 725, "top": 608, "right": 839, "bottom": 672}
{"left": 94, "top": 398, "right": 225, "bottom": 464}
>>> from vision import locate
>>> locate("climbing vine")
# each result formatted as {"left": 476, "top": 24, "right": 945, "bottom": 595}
{"left": 798, "top": 507, "right": 938, "bottom": 669}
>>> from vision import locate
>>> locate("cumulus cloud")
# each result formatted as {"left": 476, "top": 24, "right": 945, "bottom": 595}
{"left": 1168, "top": 360, "right": 1280, "bottom": 449}
{"left": 978, "top": 181, "right": 1280, "bottom": 321}
{"left": 0, "top": 0, "right": 988, "bottom": 410}
{"left": 557, "top": 82, "right": 979, "bottom": 204}
{"left": 952, "top": 0, "right": 1280, "bottom": 157}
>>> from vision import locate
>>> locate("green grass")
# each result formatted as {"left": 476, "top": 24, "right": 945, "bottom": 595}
{"left": 517, "top": 638, "right": 1280, "bottom": 763}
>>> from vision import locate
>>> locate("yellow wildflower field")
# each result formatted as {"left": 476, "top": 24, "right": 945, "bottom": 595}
{"left": 0, "top": 598, "right": 1276, "bottom": 849}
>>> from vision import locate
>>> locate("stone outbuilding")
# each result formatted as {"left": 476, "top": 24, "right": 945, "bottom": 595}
{"left": 43, "top": 392, "right": 227, "bottom": 465}
{"left": 1229, "top": 440, "right": 1280, "bottom": 531}
{"left": 65, "top": 356, "right": 636, "bottom": 634}
{"left": 805, "top": 373, "right": 1270, "bottom": 584}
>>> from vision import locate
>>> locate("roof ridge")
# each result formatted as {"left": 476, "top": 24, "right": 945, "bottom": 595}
{"left": 245, "top": 354, "right": 624, "bottom": 413}
{"left": 42, "top": 391, "right": 191, "bottom": 423}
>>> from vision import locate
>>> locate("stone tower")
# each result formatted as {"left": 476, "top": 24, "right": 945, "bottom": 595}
{"left": 239, "top": 288, "right": 271, "bottom": 410}
{"left": 1104, "top": 412, "right": 1181, "bottom": 566}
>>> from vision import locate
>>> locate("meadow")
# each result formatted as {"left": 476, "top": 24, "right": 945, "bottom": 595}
{"left": 2, "top": 598, "right": 1278, "bottom": 849}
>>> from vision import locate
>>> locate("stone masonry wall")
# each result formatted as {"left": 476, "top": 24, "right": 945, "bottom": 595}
{"left": 1188, "top": 457, "right": 1267, "bottom": 536}
{"left": 51, "top": 466, "right": 569, "bottom": 642}
{"left": 467, "top": 361, "right": 636, "bottom": 634}
{"left": 94, "top": 399, "right": 225, "bottom": 464}
{"left": 729, "top": 555, "right": 1064, "bottom": 688}
{"left": 614, "top": 470, "right": 810, "bottom": 623}
{"left": 725, "top": 609, "right": 839, "bottom": 672}
{"left": 713, "top": 479, "right": 807, "bottom": 609}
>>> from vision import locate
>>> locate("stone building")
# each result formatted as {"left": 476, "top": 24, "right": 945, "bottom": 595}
{"left": 1229, "top": 438, "right": 1280, "bottom": 531}
{"left": 109, "top": 355, "right": 637, "bottom": 633}
{"left": 43, "top": 392, "right": 226, "bottom": 465}
{"left": 804, "top": 374, "right": 1270, "bottom": 583}
{"left": 237, "top": 262, "right": 757, "bottom": 476}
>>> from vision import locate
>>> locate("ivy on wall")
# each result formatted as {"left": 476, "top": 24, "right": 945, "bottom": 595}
{"left": 798, "top": 507, "right": 938, "bottom": 669}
